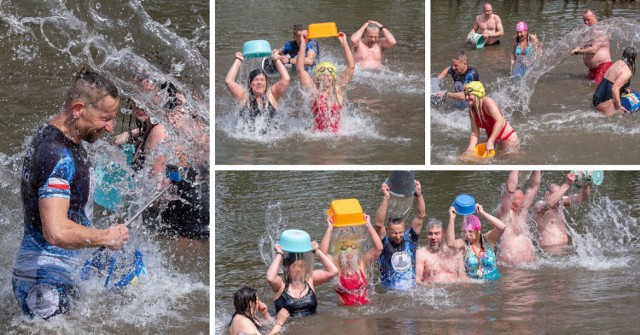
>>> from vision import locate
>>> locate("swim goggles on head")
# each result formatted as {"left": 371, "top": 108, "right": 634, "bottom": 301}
{"left": 464, "top": 87, "right": 476, "bottom": 94}
{"left": 340, "top": 244, "right": 359, "bottom": 251}
{"left": 316, "top": 67, "right": 335, "bottom": 75}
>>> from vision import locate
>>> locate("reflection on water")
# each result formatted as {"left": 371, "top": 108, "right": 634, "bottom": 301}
{"left": 216, "top": 170, "right": 640, "bottom": 334}
{"left": 431, "top": 0, "right": 640, "bottom": 164}
{"left": 0, "top": 1, "right": 209, "bottom": 333}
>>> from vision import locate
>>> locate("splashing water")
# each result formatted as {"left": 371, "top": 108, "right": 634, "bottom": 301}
{"left": 0, "top": 1, "right": 209, "bottom": 332}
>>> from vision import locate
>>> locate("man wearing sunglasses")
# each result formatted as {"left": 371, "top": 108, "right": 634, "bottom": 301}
{"left": 350, "top": 20, "right": 397, "bottom": 69}
{"left": 375, "top": 180, "right": 426, "bottom": 290}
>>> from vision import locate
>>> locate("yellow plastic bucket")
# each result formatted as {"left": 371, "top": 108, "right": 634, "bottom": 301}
{"left": 467, "top": 32, "right": 486, "bottom": 49}
{"left": 308, "top": 22, "right": 338, "bottom": 39}
{"left": 327, "top": 198, "right": 365, "bottom": 227}
{"left": 473, "top": 143, "right": 495, "bottom": 158}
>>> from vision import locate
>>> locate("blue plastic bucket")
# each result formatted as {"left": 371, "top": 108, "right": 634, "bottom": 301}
{"left": 452, "top": 194, "right": 476, "bottom": 215}
{"left": 621, "top": 90, "right": 640, "bottom": 113}
{"left": 242, "top": 40, "right": 272, "bottom": 59}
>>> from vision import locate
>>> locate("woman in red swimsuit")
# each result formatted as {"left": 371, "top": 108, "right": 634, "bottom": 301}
{"left": 320, "top": 213, "right": 383, "bottom": 306}
{"left": 464, "top": 81, "right": 519, "bottom": 155}
{"left": 297, "top": 32, "right": 355, "bottom": 133}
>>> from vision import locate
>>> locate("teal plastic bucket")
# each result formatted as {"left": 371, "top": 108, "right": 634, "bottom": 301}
{"left": 278, "top": 229, "right": 312, "bottom": 253}
{"left": 242, "top": 40, "right": 272, "bottom": 58}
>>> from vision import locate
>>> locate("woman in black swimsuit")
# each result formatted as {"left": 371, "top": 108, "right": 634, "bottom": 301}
{"left": 593, "top": 47, "right": 636, "bottom": 116}
{"left": 266, "top": 241, "right": 337, "bottom": 317}
{"left": 225, "top": 49, "right": 290, "bottom": 127}
{"left": 227, "top": 287, "right": 290, "bottom": 335}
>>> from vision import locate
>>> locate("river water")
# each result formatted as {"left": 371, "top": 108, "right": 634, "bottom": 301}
{"left": 215, "top": 0, "right": 425, "bottom": 165}
{"left": 430, "top": 1, "right": 640, "bottom": 164}
{"left": 215, "top": 170, "right": 640, "bottom": 334}
{"left": 0, "top": 1, "right": 209, "bottom": 333}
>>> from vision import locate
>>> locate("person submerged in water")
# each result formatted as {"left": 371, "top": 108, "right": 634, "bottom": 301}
{"left": 225, "top": 49, "right": 290, "bottom": 131}
{"left": 463, "top": 81, "right": 519, "bottom": 156}
{"left": 510, "top": 21, "right": 539, "bottom": 77}
{"left": 447, "top": 204, "right": 506, "bottom": 281}
{"left": 592, "top": 47, "right": 636, "bottom": 116}
{"left": 297, "top": 32, "right": 355, "bottom": 133}
{"left": 228, "top": 286, "right": 290, "bottom": 335}
{"left": 320, "top": 213, "right": 383, "bottom": 306}
{"left": 266, "top": 241, "right": 337, "bottom": 317}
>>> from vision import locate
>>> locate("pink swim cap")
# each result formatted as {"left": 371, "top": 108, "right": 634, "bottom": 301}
{"left": 461, "top": 215, "right": 481, "bottom": 231}
{"left": 516, "top": 21, "right": 528, "bottom": 32}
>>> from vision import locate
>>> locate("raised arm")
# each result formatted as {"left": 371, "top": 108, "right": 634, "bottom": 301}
{"left": 410, "top": 180, "right": 426, "bottom": 235}
{"left": 350, "top": 21, "right": 369, "bottom": 48}
{"left": 374, "top": 183, "right": 391, "bottom": 239}
{"left": 566, "top": 183, "right": 590, "bottom": 207}
{"left": 319, "top": 215, "right": 334, "bottom": 255}
{"left": 362, "top": 214, "right": 384, "bottom": 267}
{"left": 479, "top": 204, "right": 506, "bottom": 246}
{"left": 523, "top": 171, "right": 542, "bottom": 209}
{"left": 268, "top": 49, "right": 290, "bottom": 103}
{"left": 446, "top": 206, "right": 466, "bottom": 250}
{"left": 266, "top": 244, "right": 285, "bottom": 293}
{"left": 495, "top": 170, "right": 518, "bottom": 219}
{"left": 296, "top": 38, "right": 315, "bottom": 90}
{"left": 547, "top": 174, "right": 573, "bottom": 209}
{"left": 368, "top": 20, "right": 396, "bottom": 49}
{"left": 224, "top": 51, "right": 249, "bottom": 105}
{"left": 336, "top": 32, "right": 355, "bottom": 95}
{"left": 311, "top": 241, "right": 339, "bottom": 286}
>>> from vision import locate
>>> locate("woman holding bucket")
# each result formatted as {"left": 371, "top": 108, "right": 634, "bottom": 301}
{"left": 592, "top": 47, "right": 637, "bottom": 116}
{"left": 224, "top": 49, "right": 290, "bottom": 126}
{"left": 319, "top": 213, "right": 383, "bottom": 306}
{"left": 266, "top": 232, "right": 338, "bottom": 317}
{"left": 463, "top": 81, "right": 519, "bottom": 156}
{"left": 297, "top": 32, "right": 355, "bottom": 133}
{"left": 446, "top": 203, "right": 506, "bottom": 281}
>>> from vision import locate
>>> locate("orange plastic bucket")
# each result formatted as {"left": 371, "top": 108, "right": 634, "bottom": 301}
{"left": 473, "top": 143, "right": 495, "bottom": 158}
{"left": 327, "top": 198, "right": 365, "bottom": 227}
{"left": 308, "top": 22, "right": 338, "bottom": 39}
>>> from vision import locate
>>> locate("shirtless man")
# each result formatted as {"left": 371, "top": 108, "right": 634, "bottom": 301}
{"left": 494, "top": 170, "right": 541, "bottom": 265}
{"left": 570, "top": 9, "right": 612, "bottom": 83}
{"left": 533, "top": 172, "right": 590, "bottom": 254}
{"left": 350, "top": 20, "right": 396, "bottom": 69}
{"left": 415, "top": 219, "right": 466, "bottom": 285}
{"left": 470, "top": 3, "right": 504, "bottom": 46}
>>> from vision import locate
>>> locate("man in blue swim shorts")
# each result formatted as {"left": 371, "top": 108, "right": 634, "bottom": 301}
{"left": 374, "top": 180, "right": 426, "bottom": 290}
{"left": 13, "top": 67, "right": 130, "bottom": 319}
{"left": 278, "top": 24, "right": 319, "bottom": 73}
{"left": 436, "top": 51, "right": 480, "bottom": 109}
